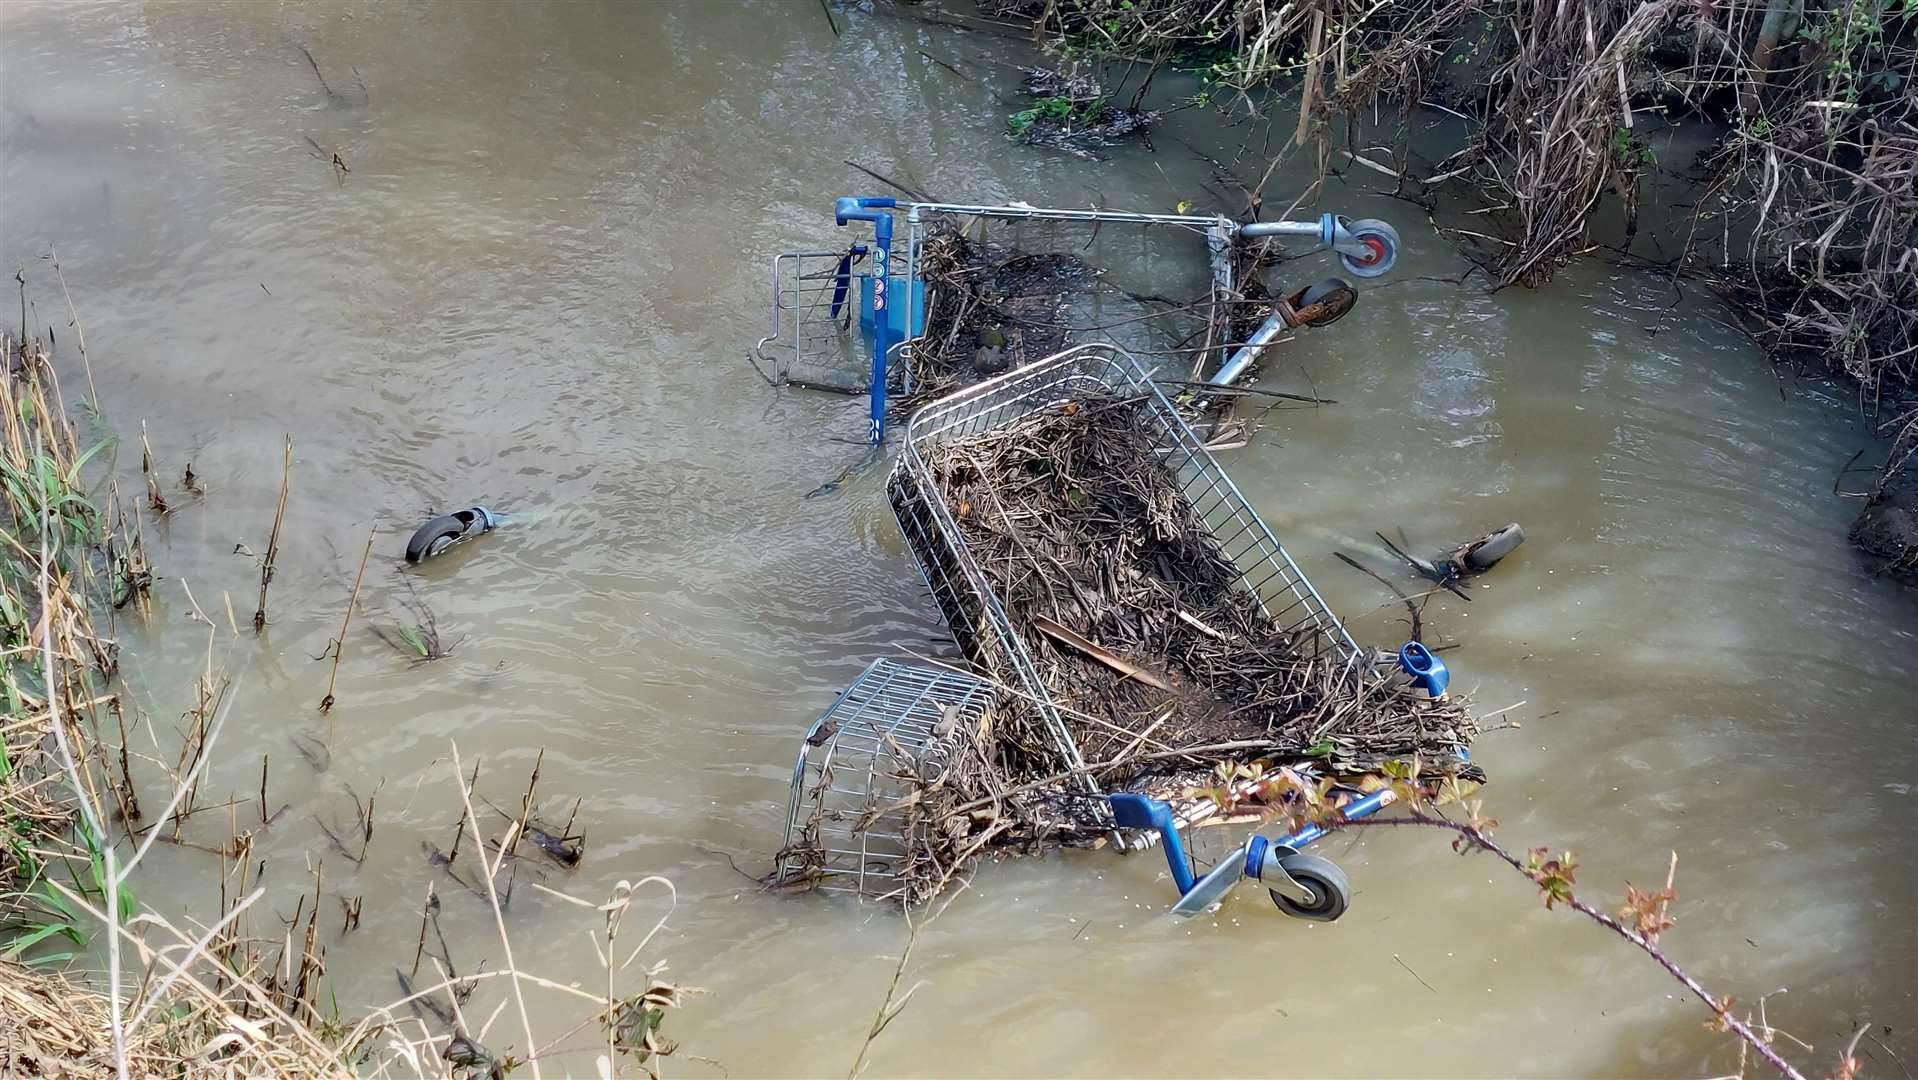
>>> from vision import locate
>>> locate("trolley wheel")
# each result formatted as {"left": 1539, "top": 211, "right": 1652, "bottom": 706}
{"left": 405, "top": 514, "right": 469, "bottom": 564}
{"left": 1267, "top": 852, "right": 1351, "bottom": 922}
{"left": 1338, "top": 218, "right": 1401, "bottom": 279}
{"left": 1288, "top": 277, "right": 1358, "bottom": 328}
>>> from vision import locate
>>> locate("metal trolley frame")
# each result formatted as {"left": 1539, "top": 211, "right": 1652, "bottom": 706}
{"left": 776, "top": 659, "right": 994, "bottom": 900}
{"left": 886, "top": 342, "right": 1365, "bottom": 819}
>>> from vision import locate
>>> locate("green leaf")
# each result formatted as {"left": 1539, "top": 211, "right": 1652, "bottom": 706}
{"left": 2, "top": 922, "right": 76, "bottom": 958}
{"left": 61, "top": 438, "right": 111, "bottom": 488}
{"left": 38, "top": 883, "right": 77, "bottom": 923}
{"left": 400, "top": 627, "right": 429, "bottom": 657}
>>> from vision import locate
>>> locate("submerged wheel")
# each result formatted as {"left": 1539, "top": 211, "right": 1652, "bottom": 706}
{"left": 1464, "top": 523, "right": 1525, "bottom": 570}
{"left": 405, "top": 514, "right": 468, "bottom": 564}
{"left": 1267, "top": 852, "right": 1351, "bottom": 922}
{"left": 1289, "top": 278, "right": 1358, "bottom": 328}
{"left": 1338, "top": 218, "right": 1401, "bottom": 279}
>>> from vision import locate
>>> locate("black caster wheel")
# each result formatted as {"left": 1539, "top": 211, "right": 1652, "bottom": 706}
{"left": 404, "top": 506, "right": 498, "bottom": 564}
{"left": 1287, "top": 277, "right": 1358, "bottom": 328}
{"left": 1268, "top": 852, "right": 1351, "bottom": 922}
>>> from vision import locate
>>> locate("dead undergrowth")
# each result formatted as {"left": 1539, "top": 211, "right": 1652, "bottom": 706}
{"left": 2, "top": 320, "right": 685, "bottom": 1076}
{"left": 979, "top": 0, "right": 1917, "bottom": 532}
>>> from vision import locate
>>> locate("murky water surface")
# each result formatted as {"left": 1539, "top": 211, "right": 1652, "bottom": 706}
{"left": 3, "top": 2, "right": 1914, "bottom": 1076}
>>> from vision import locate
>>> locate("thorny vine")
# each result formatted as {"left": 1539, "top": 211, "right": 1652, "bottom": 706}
{"left": 1215, "top": 759, "right": 1870, "bottom": 1080}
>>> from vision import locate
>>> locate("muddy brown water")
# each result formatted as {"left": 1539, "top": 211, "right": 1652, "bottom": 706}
{"left": 3, "top": 2, "right": 1914, "bottom": 1076}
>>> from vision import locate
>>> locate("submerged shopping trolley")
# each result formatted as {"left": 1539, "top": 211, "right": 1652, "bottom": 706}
{"left": 777, "top": 342, "right": 1405, "bottom": 914}
{"left": 752, "top": 196, "right": 1403, "bottom": 444}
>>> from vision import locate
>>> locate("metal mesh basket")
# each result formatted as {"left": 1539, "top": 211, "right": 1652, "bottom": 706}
{"left": 777, "top": 659, "right": 993, "bottom": 900}
{"left": 886, "top": 342, "right": 1364, "bottom": 804}
{"left": 749, "top": 249, "right": 872, "bottom": 394}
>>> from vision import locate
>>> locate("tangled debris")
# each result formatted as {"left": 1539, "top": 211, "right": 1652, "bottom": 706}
{"left": 1008, "top": 66, "right": 1157, "bottom": 158}
{"left": 1852, "top": 457, "right": 1918, "bottom": 580}
{"left": 903, "top": 221, "right": 1224, "bottom": 406}
{"left": 980, "top": 0, "right": 1918, "bottom": 546}
{"left": 923, "top": 395, "right": 1474, "bottom": 769}
{"left": 904, "top": 226, "right": 1097, "bottom": 400}
{"left": 869, "top": 395, "right": 1477, "bottom": 901}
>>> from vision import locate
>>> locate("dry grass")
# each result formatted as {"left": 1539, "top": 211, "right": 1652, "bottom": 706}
{"left": 982, "top": 1, "right": 1916, "bottom": 481}
{"left": 3, "top": 326, "right": 687, "bottom": 1076}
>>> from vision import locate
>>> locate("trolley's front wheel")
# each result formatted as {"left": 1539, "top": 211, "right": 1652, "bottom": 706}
{"left": 1338, "top": 218, "right": 1401, "bottom": 279}
{"left": 405, "top": 515, "right": 468, "bottom": 563}
{"left": 1268, "top": 853, "right": 1351, "bottom": 921}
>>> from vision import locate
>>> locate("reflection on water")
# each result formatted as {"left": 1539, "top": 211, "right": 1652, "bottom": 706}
{"left": 2, "top": 1, "right": 1912, "bottom": 1075}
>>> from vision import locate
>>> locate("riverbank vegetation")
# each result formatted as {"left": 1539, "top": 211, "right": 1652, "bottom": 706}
{"left": 977, "top": 0, "right": 1917, "bottom": 567}
{"left": 1, "top": 331, "right": 683, "bottom": 1076}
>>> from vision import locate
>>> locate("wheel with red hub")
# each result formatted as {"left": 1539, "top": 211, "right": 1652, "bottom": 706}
{"left": 1338, "top": 218, "right": 1401, "bottom": 278}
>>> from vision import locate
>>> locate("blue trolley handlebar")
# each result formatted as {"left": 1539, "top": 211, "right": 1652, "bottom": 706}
{"left": 834, "top": 197, "right": 899, "bottom": 445}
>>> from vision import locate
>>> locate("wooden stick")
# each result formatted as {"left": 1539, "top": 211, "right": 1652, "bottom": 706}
{"left": 507, "top": 749, "right": 543, "bottom": 860}
{"left": 1294, "top": 9, "right": 1325, "bottom": 148}
{"left": 1031, "top": 615, "right": 1172, "bottom": 690}
{"left": 112, "top": 697, "right": 140, "bottom": 822}
{"left": 410, "top": 881, "right": 436, "bottom": 979}
{"left": 1375, "top": 530, "right": 1472, "bottom": 602}
{"left": 140, "top": 421, "right": 168, "bottom": 514}
{"left": 1335, "top": 551, "right": 1423, "bottom": 642}
{"left": 447, "top": 760, "right": 478, "bottom": 864}
{"left": 319, "top": 527, "right": 375, "bottom": 712}
{"left": 844, "top": 158, "right": 934, "bottom": 203}
{"left": 47, "top": 246, "right": 98, "bottom": 411}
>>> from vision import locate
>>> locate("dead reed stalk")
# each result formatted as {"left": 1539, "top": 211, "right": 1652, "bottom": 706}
{"left": 319, "top": 526, "right": 375, "bottom": 712}
{"left": 254, "top": 435, "right": 291, "bottom": 631}
{"left": 138, "top": 421, "right": 167, "bottom": 514}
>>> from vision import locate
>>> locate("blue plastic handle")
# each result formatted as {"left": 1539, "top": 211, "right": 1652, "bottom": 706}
{"left": 1106, "top": 794, "right": 1195, "bottom": 895}
{"left": 1245, "top": 787, "right": 1396, "bottom": 880}
{"left": 834, "top": 196, "right": 897, "bottom": 223}
{"left": 1398, "top": 641, "right": 1450, "bottom": 699}
{"left": 833, "top": 197, "right": 898, "bottom": 444}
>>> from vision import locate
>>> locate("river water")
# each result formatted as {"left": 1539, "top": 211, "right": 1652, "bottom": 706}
{"left": 3, "top": 2, "right": 1914, "bottom": 1076}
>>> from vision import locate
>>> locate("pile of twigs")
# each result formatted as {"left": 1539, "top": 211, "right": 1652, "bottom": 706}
{"left": 907, "top": 220, "right": 1247, "bottom": 402}
{"left": 1, "top": 961, "right": 194, "bottom": 1078}
{"left": 0, "top": 955, "right": 370, "bottom": 1079}
{"left": 981, "top": 0, "right": 1918, "bottom": 534}
{"left": 925, "top": 394, "right": 1473, "bottom": 768}
{"left": 903, "top": 225, "right": 1098, "bottom": 403}
{"left": 2, "top": 334, "right": 144, "bottom": 892}
{"left": 1691, "top": 17, "right": 1916, "bottom": 524}
{"left": 883, "top": 394, "right": 1476, "bottom": 900}
{"left": 1010, "top": 66, "right": 1160, "bottom": 157}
